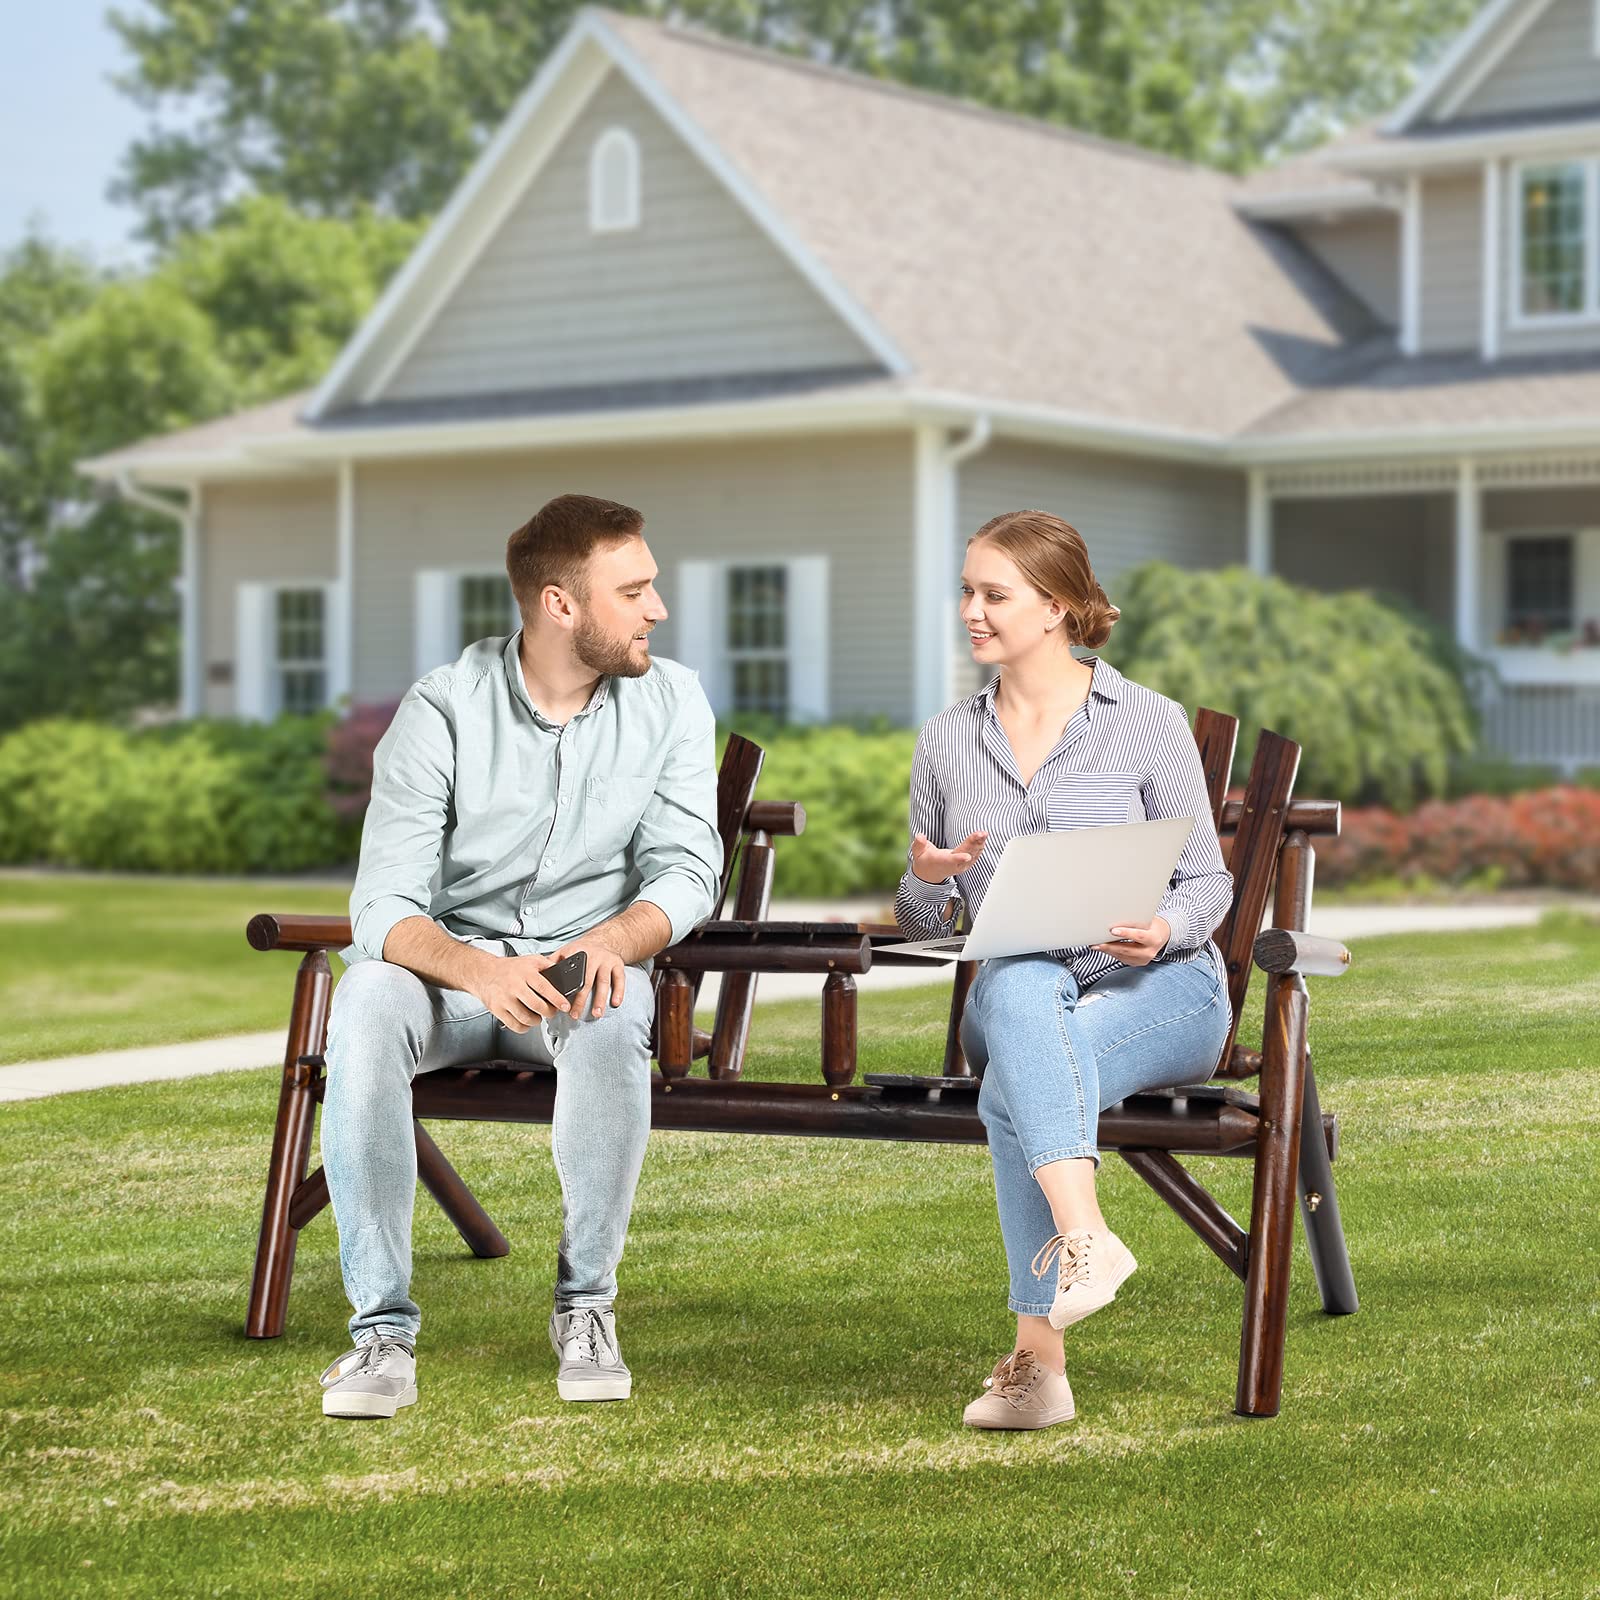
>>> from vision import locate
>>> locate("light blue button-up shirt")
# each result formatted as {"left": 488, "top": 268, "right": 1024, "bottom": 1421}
{"left": 346, "top": 633, "right": 723, "bottom": 966}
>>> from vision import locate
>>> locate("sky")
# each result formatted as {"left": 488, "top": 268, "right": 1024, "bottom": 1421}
{"left": 2, "top": 0, "right": 156, "bottom": 268}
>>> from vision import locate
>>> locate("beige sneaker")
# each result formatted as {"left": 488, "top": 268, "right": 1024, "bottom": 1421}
{"left": 961, "top": 1349, "right": 1076, "bottom": 1430}
{"left": 1032, "top": 1228, "right": 1137, "bottom": 1330}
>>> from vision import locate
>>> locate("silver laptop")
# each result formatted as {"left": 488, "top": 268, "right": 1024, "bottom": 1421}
{"left": 879, "top": 816, "right": 1197, "bottom": 961}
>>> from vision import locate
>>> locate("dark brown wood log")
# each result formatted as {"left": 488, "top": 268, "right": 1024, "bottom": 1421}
{"left": 941, "top": 960, "right": 980, "bottom": 1077}
{"left": 1192, "top": 708, "right": 1240, "bottom": 825}
{"left": 287, "top": 1165, "right": 330, "bottom": 1230}
{"left": 746, "top": 800, "right": 805, "bottom": 836}
{"left": 709, "top": 830, "right": 775, "bottom": 1081}
{"left": 821, "top": 972, "right": 858, "bottom": 1087}
{"left": 248, "top": 913, "right": 353, "bottom": 953}
{"left": 1254, "top": 927, "right": 1352, "bottom": 977}
{"left": 245, "top": 951, "right": 332, "bottom": 1338}
{"left": 1220, "top": 798, "right": 1339, "bottom": 836}
{"left": 657, "top": 969, "right": 694, "bottom": 1079}
{"left": 1121, "top": 1149, "right": 1247, "bottom": 1280}
{"left": 1214, "top": 1043, "right": 1264, "bottom": 1082}
{"left": 1212, "top": 731, "right": 1302, "bottom": 1075}
{"left": 414, "top": 1121, "right": 510, "bottom": 1258}
{"left": 1236, "top": 971, "right": 1310, "bottom": 1417}
{"left": 658, "top": 929, "right": 872, "bottom": 974}
{"left": 711, "top": 735, "right": 765, "bottom": 917}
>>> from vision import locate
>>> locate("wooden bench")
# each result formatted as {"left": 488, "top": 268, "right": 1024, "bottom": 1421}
{"left": 244, "top": 715, "right": 1356, "bottom": 1417}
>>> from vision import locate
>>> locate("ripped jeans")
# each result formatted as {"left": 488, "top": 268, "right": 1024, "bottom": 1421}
{"left": 963, "top": 949, "right": 1230, "bottom": 1316}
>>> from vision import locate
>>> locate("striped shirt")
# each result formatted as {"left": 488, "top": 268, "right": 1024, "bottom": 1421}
{"left": 894, "top": 655, "right": 1233, "bottom": 989}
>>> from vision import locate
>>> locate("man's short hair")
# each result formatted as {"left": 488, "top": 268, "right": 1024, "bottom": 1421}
{"left": 506, "top": 494, "right": 644, "bottom": 611}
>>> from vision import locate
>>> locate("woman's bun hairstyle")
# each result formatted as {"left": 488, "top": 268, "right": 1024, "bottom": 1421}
{"left": 969, "top": 509, "right": 1121, "bottom": 649}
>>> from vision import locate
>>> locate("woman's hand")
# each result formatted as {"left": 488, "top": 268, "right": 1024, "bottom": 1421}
{"left": 910, "top": 830, "right": 987, "bottom": 884}
{"left": 1088, "top": 916, "right": 1170, "bottom": 967}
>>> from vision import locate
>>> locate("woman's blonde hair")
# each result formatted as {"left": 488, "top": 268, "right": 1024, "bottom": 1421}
{"left": 969, "top": 509, "right": 1121, "bottom": 650}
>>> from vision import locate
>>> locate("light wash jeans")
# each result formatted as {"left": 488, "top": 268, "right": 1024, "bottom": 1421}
{"left": 320, "top": 948, "right": 655, "bottom": 1346}
{"left": 963, "top": 949, "right": 1231, "bottom": 1316}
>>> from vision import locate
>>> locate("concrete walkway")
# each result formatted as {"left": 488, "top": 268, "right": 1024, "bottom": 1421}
{"left": 4, "top": 894, "right": 1595, "bottom": 1103}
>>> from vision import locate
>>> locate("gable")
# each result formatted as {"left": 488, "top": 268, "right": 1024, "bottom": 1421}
{"left": 370, "top": 69, "right": 881, "bottom": 407}
{"left": 1451, "top": 0, "right": 1600, "bottom": 121}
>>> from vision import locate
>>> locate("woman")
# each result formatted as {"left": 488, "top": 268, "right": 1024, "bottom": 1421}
{"left": 894, "top": 509, "right": 1234, "bottom": 1430}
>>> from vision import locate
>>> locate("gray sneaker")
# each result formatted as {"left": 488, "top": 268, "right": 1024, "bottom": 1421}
{"left": 548, "top": 1307, "right": 632, "bottom": 1402}
{"left": 319, "top": 1336, "right": 417, "bottom": 1419}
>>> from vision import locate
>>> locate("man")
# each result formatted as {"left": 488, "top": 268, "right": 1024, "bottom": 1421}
{"left": 317, "top": 494, "right": 722, "bottom": 1420}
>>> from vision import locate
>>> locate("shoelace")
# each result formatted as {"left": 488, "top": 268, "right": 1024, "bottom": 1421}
{"left": 982, "top": 1349, "right": 1042, "bottom": 1402}
{"left": 561, "top": 1309, "right": 608, "bottom": 1366}
{"left": 319, "top": 1337, "right": 411, "bottom": 1388}
{"left": 1030, "top": 1229, "right": 1094, "bottom": 1287}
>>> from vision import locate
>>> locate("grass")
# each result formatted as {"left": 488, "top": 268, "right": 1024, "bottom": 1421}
{"left": 0, "top": 873, "right": 351, "bottom": 1065}
{"left": 3, "top": 913, "right": 1600, "bottom": 1597}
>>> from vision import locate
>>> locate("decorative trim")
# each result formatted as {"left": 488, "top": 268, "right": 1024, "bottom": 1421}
{"left": 1327, "top": 115, "right": 1600, "bottom": 174}
{"left": 1400, "top": 176, "right": 1421, "bottom": 356}
{"left": 1482, "top": 159, "right": 1502, "bottom": 361}
{"left": 1477, "top": 452, "right": 1600, "bottom": 484}
{"left": 1263, "top": 461, "right": 1462, "bottom": 497}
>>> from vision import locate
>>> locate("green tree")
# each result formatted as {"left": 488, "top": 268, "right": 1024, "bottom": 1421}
{"left": 0, "top": 204, "right": 417, "bottom": 731}
{"left": 110, "top": 0, "right": 1478, "bottom": 241}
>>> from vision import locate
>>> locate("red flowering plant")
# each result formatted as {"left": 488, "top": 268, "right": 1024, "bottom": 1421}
{"left": 325, "top": 701, "right": 401, "bottom": 823}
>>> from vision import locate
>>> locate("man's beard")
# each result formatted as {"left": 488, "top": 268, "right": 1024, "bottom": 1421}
{"left": 573, "top": 615, "right": 650, "bottom": 678}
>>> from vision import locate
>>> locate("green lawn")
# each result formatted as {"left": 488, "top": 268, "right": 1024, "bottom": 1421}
{"left": 0, "top": 873, "right": 352, "bottom": 1064}
{"left": 3, "top": 913, "right": 1598, "bottom": 1597}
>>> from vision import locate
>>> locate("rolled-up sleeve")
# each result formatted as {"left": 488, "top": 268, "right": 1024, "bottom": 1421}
{"left": 1143, "top": 702, "right": 1235, "bottom": 957}
{"left": 349, "top": 683, "right": 455, "bottom": 963}
{"left": 631, "top": 685, "right": 722, "bottom": 946}
{"left": 895, "top": 728, "right": 961, "bottom": 937}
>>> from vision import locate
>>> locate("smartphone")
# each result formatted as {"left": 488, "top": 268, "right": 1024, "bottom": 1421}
{"left": 544, "top": 949, "right": 588, "bottom": 1003}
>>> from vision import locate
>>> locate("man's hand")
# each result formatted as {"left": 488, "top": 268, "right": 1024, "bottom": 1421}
{"left": 473, "top": 952, "right": 573, "bottom": 1033}
{"left": 910, "top": 830, "right": 987, "bottom": 884}
{"left": 545, "top": 934, "right": 629, "bottom": 1021}
{"left": 1088, "top": 916, "right": 1171, "bottom": 968}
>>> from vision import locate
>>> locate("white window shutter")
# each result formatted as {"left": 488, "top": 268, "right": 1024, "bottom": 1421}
{"left": 414, "top": 570, "right": 457, "bottom": 679}
{"left": 325, "top": 580, "right": 350, "bottom": 707}
{"left": 235, "top": 583, "right": 271, "bottom": 721}
{"left": 787, "top": 557, "right": 830, "bottom": 722}
{"left": 674, "top": 560, "right": 726, "bottom": 714}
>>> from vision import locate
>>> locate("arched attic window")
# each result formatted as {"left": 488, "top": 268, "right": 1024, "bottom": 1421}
{"left": 589, "top": 127, "right": 640, "bottom": 232}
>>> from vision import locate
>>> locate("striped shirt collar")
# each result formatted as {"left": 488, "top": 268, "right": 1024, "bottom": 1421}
{"left": 977, "top": 653, "right": 1124, "bottom": 714}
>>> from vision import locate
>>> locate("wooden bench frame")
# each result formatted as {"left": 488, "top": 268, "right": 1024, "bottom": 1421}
{"left": 244, "top": 717, "right": 1356, "bottom": 1417}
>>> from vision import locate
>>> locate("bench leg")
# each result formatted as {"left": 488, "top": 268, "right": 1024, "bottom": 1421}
{"left": 1298, "top": 1057, "right": 1358, "bottom": 1316}
{"left": 415, "top": 1121, "right": 510, "bottom": 1258}
{"left": 1235, "top": 972, "right": 1309, "bottom": 1417}
{"left": 245, "top": 952, "right": 332, "bottom": 1339}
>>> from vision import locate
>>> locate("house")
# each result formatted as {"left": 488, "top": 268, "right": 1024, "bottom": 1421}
{"left": 85, "top": 0, "right": 1600, "bottom": 768}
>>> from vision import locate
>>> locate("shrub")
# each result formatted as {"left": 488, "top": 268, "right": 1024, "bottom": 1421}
{"left": 1103, "top": 564, "right": 1478, "bottom": 809}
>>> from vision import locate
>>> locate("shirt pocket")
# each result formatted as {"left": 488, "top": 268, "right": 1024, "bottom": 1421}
{"left": 583, "top": 773, "right": 655, "bottom": 862}
{"left": 1043, "top": 771, "right": 1146, "bottom": 831}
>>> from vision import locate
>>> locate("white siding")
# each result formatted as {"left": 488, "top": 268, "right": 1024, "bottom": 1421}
{"left": 954, "top": 441, "right": 1247, "bottom": 698}
{"left": 1420, "top": 173, "right": 1483, "bottom": 353}
{"left": 200, "top": 479, "right": 338, "bottom": 716}
{"left": 1291, "top": 213, "right": 1400, "bottom": 325}
{"left": 380, "top": 70, "right": 874, "bottom": 402}
{"left": 349, "top": 432, "right": 916, "bottom": 719}
{"left": 1453, "top": 0, "right": 1600, "bottom": 121}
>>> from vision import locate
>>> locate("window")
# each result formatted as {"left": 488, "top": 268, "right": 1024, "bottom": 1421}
{"left": 726, "top": 565, "right": 789, "bottom": 716}
{"left": 589, "top": 128, "right": 640, "bottom": 232}
{"left": 274, "top": 587, "right": 327, "bottom": 714}
{"left": 674, "top": 557, "right": 828, "bottom": 722}
{"left": 459, "top": 573, "right": 515, "bottom": 650}
{"left": 1506, "top": 535, "right": 1574, "bottom": 635}
{"left": 1519, "top": 163, "right": 1588, "bottom": 316}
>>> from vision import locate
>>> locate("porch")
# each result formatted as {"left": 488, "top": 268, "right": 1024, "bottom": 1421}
{"left": 1248, "top": 451, "right": 1600, "bottom": 774}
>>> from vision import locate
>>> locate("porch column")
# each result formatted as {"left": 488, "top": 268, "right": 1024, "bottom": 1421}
{"left": 1400, "top": 176, "right": 1422, "bottom": 357}
{"left": 1454, "top": 458, "right": 1480, "bottom": 651}
{"left": 1247, "top": 469, "right": 1272, "bottom": 576}
{"left": 332, "top": 460, "right": 355, "bottom": 706}
{"left": 1480, "top": 159, "right": 1501, "bottom": 361}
